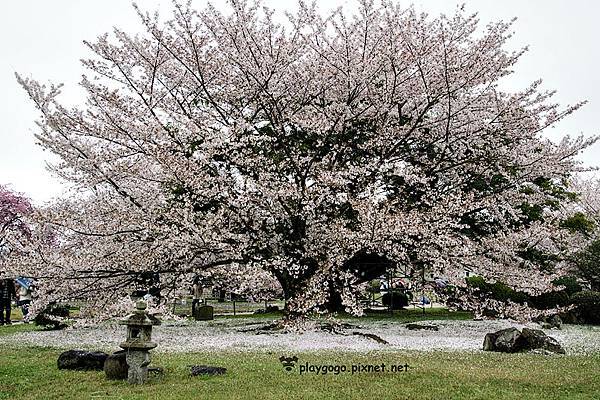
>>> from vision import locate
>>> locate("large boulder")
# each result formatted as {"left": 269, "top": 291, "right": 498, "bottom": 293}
{"left": 104, "top": 350, "right": 128, "bottom": 380}
{"left": 557, "top": 310, "right": 581, "bottom": 325}
{"left": 483, "top": 328, "right": 524, "bottom": 353}
{"left": 521, "top": 328, "right": 566, "bottom": 354}
{"left": 57, "top": 350, "right": 108, "bottom": 371}
{"left": 483, "top": 328, "right": 565, "bottom": 354}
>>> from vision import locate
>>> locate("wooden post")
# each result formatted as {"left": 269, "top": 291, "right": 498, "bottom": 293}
{"left": 388, "top": 270, "right": 393, "bottom": 317}
{"left": 422, "top": 265, "right": 426, "bottom": 316}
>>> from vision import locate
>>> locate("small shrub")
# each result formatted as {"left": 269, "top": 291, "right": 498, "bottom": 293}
{"left": 490, "top": 282, "right": 515, "bottom": 302}
{"left": 381, "top": 291, "right": 409, "bottom": 309}
{"left": 466, "top": 276, "right": 529, "bottom": 304}
{"left": 572, "top": 239, "right": 600, "bottom": 291}
{"left": 559, "top": 212, "right": 595, "bottom": 236}
{"left": 530, "top": 290, "right": 570, "bottom": 309}
{"left": 508, "top": 290, "right": 530, "bottom": 304}
{"left": 34, "top": 303, "right": 70, "bottom": 330}
{"left": 571, "top": 291, "right": 600, "bottom": 324}
{"left": 465, "top": 276, "right": 488, "bottom": 291}
{"left": 552, "top": 276, "right": 582, "bottom": 296}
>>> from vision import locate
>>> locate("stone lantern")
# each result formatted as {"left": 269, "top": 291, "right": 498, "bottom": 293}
{"left": 119, "top": 300, "right": 161, "bottom": 384}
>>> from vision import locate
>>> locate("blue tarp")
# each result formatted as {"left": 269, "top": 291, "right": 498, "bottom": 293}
{"left": 16, "top": 277, "right": 32, "bottom": 289}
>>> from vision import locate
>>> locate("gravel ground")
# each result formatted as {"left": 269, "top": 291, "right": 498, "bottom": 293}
{"left": 1, "top": 318, "right": 599, "bottom": 355}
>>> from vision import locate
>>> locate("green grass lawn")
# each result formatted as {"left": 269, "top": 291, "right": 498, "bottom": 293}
{"left": 1, "top": 346, "right": 599, "bottom": 400}
{"left": 1, "top": 308, "right": 597, "bottom": 399}
{"left": 0, "top": 323, "right": 42, "bottom": 337}
{"left": 7, "top": 301, "right": 470, "bottom": 323}
{"left": 172, "top": 299, "right": 286, "bottom": 317}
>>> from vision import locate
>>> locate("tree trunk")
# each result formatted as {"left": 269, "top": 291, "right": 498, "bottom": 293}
{"left": 272, "top": 268, "right": 318, "bottom": 321}
{"left": 272, "top": 252, "right": 393, "bottom": 316}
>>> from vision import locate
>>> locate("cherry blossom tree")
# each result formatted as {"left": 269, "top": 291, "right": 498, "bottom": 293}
{"left": 14, "top": 0, "right": 597, "bottom": 320}
{"left": 0, "top": 185, "right": 33, "bottom": 274}
{"left": 563, "top": 178, "right": 600, "bottom": 291}
{"left": 571, "top": 178, "right": 600, "bottom": 226}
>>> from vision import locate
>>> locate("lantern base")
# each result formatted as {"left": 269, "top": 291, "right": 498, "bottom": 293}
{"left": 125, "top": 350, "right": 151, "bottom": 384}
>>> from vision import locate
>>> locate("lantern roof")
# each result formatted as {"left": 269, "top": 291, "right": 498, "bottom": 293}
{"left": 119, "top": 300, "right": 161, "bottom": 327}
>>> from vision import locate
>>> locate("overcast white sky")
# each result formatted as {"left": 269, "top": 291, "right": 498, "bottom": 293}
{"left": 1, "top": 0, "right": 598, "bottom": 204}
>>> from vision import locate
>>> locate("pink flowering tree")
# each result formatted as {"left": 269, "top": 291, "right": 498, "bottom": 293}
{"left": 0, "top": 185, "right": 33, "bottom": 274}
{"left": 571, "top": 178, "right": 600, "bottom": 227}
{"left": 563, "top": 178, "right": 600, "bottom": 291}
{"left": 15, "top": 1, "right": 596, "bottom": 320}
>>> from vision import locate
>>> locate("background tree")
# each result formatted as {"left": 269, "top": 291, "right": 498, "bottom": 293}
{"left": 15, "top": 0, "right": 596, "bottom": 320}
{"left": 572, "top": 239, "right": 600, "bottom": 291}
{"left": 569, "top": 179, "right": 600, "bottom": 290}
{"left": 0, "top": 185, "right": 33, "bottom": 274}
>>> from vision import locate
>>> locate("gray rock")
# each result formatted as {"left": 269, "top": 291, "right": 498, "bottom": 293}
{"left": 57, "top": 350, "right": 108, "bottom": 371}
{"left": 253, "top": 305, "right": 280, "bottom": 315}
{"left": 549, "top": 315, "right": 563, "bottom": 329}
{"left": 482, "top": 332, "right": 496, "bottom": 351}
{"left": 352, "top": 331, "right": 389, "bottom": 344}
{"left": 483, "top": 327, "right": 524, "bottom": 353}
{"left": 190, "top": 365, "right": 227, "bottom": 376}
{"left": 483, "top": 327, "right": 565, "bottom": 354}
{"left": 521, "top": 328, "right": 565, "bottom": 354}
{"left": 405, "top": 323, "right": 439, "bottom": 331}
{"left": 104, "top": 350, "right": 128, "bottom": 380}
{"left": 539, "top": 314, "right": 563, "bottom": 330}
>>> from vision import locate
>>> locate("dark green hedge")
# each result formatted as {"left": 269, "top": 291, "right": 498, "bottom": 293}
{"left": 465, "top": 276, "right": 577, "bottom": 309}
{"left": 33, "top": 303, "right": 70, "bottom": 330}
{"left": 571, "top": 291, "right": 600, "bottom": 324}
{"left": 381, "top": 290, "right": 409, "bottom": 309}
{"left": 465, "top": 276, "right": 529, "bottom": 305}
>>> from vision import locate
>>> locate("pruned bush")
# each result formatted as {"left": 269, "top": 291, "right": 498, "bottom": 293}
{"left": 572, "top": 239, "right": 600, "bottom": 291}
{"left": 529, "top": 290, "right": 570, "bottom": 309}
{"left": 381, "top": 291, "right": 409, "bottom": 310}
{"left": 571, "top": 291, "right": 600, "bottom": 324}
{"left": 34, "top": 303, "right": 70, "bottom": 330}
{"left": 490, "top": 282, "right": 519, "bottom": 303}
{"left": 507, "top": 290, "right": 530, "bottom": 305}
{"left": 465, "top": 276, "right": 488, "bottom": 291}
{"left": 465, "top": 276, "right": 529, "bottom": 305}
{"left": 552, "top": 276, "right": 582, "bottom": 296}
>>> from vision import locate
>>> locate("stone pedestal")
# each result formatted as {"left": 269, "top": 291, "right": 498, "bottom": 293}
{"left": 125, "top": 350, "right": 151, "bottom": 384}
